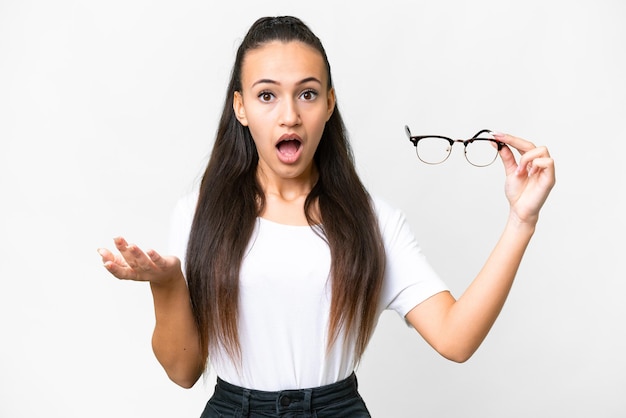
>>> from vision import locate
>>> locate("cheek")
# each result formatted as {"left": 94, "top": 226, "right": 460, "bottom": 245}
{"left": 310, "top": 112, "right": 329, "bottom": 135}
{"left": 245, "top": 112, "right": 272, "bottom": 143}
{"left": 249, "top": 129, "right": 268, "bottom": 153}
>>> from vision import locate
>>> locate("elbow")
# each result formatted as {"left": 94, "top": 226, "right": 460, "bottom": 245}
{"left": 436, "top": 343, "right": 478, "bottom": 364}
{"left": 161, "top": 361, "right": 203, "bottom": 389}
{"left": 152, "top": 338, "right": 204, "bottom": 389}
{"left": 153, "top": 348, "right": 203, "bottom": 389}
{"left": 442, "top": 351, "right": 473, "bottom": 364}
{"left": 168, "top": 371, "right": 200, "bottom": 389}
{"left": 429, "top": 329, "right": 485, "bottom": 363}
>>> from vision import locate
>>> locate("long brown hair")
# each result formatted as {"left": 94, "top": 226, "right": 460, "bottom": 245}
{"left": 186, "top": 16, "right": 385, "bottom": 370}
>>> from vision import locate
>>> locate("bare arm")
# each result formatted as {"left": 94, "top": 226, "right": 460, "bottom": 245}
{"left": 98, "top": 237, "right": 204, "bottom": 388}
{"left": 406, "top": 132, "right": 556, "bottom": 362}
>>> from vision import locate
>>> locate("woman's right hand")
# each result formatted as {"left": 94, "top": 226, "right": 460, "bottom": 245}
{"left": 98, "top": 237, "right": 182, "bottom": 286}
{"left": 99, "top": 237, "right": 202, "bottom": 387}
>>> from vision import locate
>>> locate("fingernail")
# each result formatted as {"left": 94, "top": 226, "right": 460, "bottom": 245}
{"left": 490, "top": 130, "right": 505, "bottom": 137}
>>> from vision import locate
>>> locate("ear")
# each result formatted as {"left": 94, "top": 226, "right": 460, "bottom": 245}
{"left": 233, "top": 91, "right": 248, "bottom": 126}
{"left": 326, "top": 87, "right": 336, "bottom": 121}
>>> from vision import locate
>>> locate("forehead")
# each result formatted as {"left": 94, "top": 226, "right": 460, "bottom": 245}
{"left": 240, "top": 41, "right": 328, "bottom": 87}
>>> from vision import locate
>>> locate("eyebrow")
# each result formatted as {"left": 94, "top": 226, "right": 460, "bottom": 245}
{"left": 251, "top": 76, "right": 322, "bottom": 88}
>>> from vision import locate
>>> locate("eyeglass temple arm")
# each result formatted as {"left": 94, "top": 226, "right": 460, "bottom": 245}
{"left": 471, "top": 129, "right": 505, "bottom": 150}
{"left": 472, "top": 129, "right": 493, "bottom": 138}
{"left": 405, "top": 125, "right": 423, "bottom": 146}
{"left": 406, "top": 126, "right": 456, "bottom": 147}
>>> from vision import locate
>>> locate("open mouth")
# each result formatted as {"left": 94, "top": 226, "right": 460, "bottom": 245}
{"left": 276, "top": 138, "right": 302, "bottom": 156}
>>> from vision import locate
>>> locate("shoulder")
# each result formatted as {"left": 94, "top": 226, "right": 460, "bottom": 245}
{"left": 370, "top": 195, "right": 397, "bottom": 216}
{"left": 167, "top": 189, "right": 200, "bottom": 262}
{"left": 369, "top": 194, "right": 420, "bottom": 250}
{"left": 370, "top": 195, "right": 406, "bottom": 229}
{"left": 171, "top": 189, "right": 199, "bottom": 220}
{"left": 168, "top": 190, "right": 199, "bottom": 242}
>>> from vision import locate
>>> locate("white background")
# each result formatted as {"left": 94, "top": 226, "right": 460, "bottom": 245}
{"left": 1, "top": 1, "right": 625, "bottom": 417}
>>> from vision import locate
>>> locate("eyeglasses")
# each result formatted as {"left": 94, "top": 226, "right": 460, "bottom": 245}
{"left": 405, "top": 125, "right": 505, "bottom": 167}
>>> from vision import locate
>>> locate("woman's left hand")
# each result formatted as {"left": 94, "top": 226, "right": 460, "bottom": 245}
{"left": 492, "top": 132, "right": 556, "bottom": 226}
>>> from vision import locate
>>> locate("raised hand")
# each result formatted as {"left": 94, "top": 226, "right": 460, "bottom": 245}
{"left": 492, "top": 132, "right": 556, "bottom": 225}
{"left": 98, "top": 237, "right": 182, "bottom": 285}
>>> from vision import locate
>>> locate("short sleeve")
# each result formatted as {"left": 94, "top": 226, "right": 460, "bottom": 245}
{"left": 167, "top": 191, "right": 198, "bottom": 277}
{"left": 374, "top": 197, "right": 449, "bottom": 319}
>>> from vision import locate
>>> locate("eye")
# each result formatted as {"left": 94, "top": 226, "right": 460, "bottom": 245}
{"left": 300, "top": 89, "right": 318, "bottom": 101}
{"left": 258, "top": 91, "right": 275, "bottom": 103}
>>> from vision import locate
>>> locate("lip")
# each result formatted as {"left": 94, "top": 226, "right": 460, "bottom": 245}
{"left": 275, "top": 133, "right": 303, "bottom": 164}
{"left": 275, "top": 132, "right": 303, "bottom": 145}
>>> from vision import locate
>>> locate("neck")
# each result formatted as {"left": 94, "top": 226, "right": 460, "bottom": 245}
{"left": 256, "top": 165, "right": 318, "bottom": 202}
{"left": 256, "top": 164, "right": 320, "bottom": 226}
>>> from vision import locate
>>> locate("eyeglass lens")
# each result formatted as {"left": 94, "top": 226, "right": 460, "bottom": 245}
{"left": 415, "top": 136, "right": 498, "bottom": 167}
{"left": 463, "top": 139, "right": 499, "bottom": 167}
{"left": 415, "top": 138, "right": 451, "bottom": 165}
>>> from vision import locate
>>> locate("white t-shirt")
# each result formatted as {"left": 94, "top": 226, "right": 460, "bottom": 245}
{"left": 168, "top": 192, "right": 449, "bottom": 391}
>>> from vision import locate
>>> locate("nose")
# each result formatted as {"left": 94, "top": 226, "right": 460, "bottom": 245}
{"left": 279, "top": 98, "right": 301, "bottom": 127}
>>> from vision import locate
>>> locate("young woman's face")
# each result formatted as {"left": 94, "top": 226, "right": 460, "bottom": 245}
{"left": 233, "top": 41, "right": 335, "bottom": 184}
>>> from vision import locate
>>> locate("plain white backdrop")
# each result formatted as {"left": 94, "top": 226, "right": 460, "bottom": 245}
{"left": 1, "top": 1, "right": 625, "bottom": 417}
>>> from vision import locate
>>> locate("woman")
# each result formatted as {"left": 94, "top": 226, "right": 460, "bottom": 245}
{"left": 98, "top": 16, "right": 555, "bottom": 417}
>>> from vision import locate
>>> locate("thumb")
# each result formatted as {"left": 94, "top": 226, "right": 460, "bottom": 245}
{"left": 497, "top": 144, "right": 518, "bottom": 176}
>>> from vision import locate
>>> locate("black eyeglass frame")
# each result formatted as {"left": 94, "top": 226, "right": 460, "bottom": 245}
{"left": 404, "top": 125, "right": 505, "bottom": 167}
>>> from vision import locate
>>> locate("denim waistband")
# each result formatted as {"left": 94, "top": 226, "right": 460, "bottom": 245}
{"left": 212, "top": 373, "right": 360, "bottom": 415}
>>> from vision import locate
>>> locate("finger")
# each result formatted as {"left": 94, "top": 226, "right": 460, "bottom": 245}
{"left": 516, "top": 146, "right": 551, "bottom": 176}
{"left": 517, "top": 145, "right": 551, "bottom": 164}
{"left": 497, "top": 143, "right": 519, "bottom": 177}
{"left": 526, "top": 157, "right": 556, "bottom": 182}
{"left": 526, "top": 156, "right": 554, "bottom": 170}
{"left": 113, "top": 236, "right": 129, "bottom": 251}
{"left": 97, "top": 248, "right": 115, "bottom": 263}
{"left": 98, "top": 247, "right": 129, "bottom": 269}
{"left": 113, "top": 237, "right": 134, "bottom": 263}
{"left": 113, "top": 237, "right": 147, "bottom": 269}
{"left": 126, "top": 244, "right": 154, "bottom": 271}
{"left": 147, "top": 249, "right": 168, "bottom": 270}
{"left": 492, "top": 132, "right": 536, "bottom": 155}
{"left": 97, "top": 248, "right": 119, "bottom": 273}
{"left": 98, "top": 248, "right": 135, "bottom": 279}
{"left": 102, "top": 260, "right": 138, "bottom": 280}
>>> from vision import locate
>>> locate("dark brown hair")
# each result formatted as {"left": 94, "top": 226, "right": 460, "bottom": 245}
{"left": 186, "top": 16, "right": 385, "bottom": 370}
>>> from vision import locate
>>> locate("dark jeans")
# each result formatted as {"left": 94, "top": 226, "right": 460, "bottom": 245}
{"left": 200, "top": 372, "right": 371, "bottom": 417}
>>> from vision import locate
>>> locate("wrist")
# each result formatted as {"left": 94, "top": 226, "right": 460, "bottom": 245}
{"left": 506, "top": 211, "right": 537, "bottom": 236}
{"left": 150, "top": 270, "right": 186, "bottom": 293}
